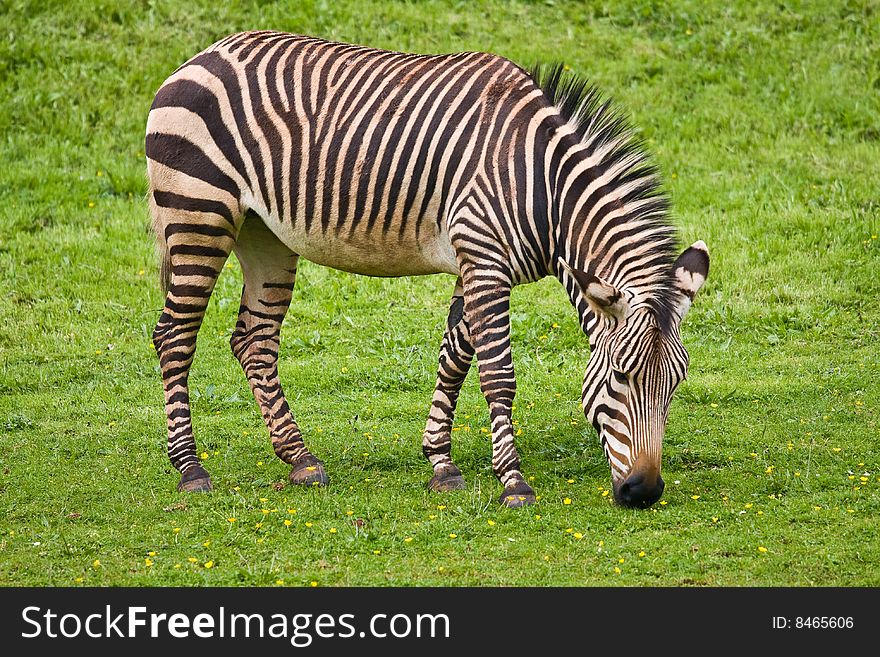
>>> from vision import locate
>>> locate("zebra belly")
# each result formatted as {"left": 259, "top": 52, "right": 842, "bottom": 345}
{"left": 259, "top": 212, "right": 461, "bottom": 277}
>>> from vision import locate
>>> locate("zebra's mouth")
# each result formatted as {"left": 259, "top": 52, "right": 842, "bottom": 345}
{"left": 612, "top": 472, "right": 665, "bottom": 509}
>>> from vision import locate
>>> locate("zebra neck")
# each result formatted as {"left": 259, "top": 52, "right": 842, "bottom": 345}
{"left": 546, "top": 134, "right": 677, "bottom": 330}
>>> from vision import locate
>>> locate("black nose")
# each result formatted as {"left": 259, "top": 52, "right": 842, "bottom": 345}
{"left": 615, "top": 473, "right": 665, "bottom": 508}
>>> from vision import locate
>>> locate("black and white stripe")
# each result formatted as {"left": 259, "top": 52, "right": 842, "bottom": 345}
{"left": 146, "top": 32, "right": 709, "bottom": 506}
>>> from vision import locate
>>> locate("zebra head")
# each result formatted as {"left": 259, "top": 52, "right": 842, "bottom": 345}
{"left": 559, "top": 240, "right": 709, "bottom": 508}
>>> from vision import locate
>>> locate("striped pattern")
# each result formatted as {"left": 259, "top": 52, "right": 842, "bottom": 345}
{"left": 582, "top": 310, "right": 687, "bottom": 477}
{"left": 145, "top": 31, "right": 708, "bottom": 505}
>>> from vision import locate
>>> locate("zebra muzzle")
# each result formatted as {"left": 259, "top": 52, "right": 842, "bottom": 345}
{"left": 614, "top": 471, "right": 664, "bottom": 509}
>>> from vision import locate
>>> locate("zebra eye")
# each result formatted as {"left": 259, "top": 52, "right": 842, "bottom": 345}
{"left": 612, "top": 369, "right": 628, "bottom": 384}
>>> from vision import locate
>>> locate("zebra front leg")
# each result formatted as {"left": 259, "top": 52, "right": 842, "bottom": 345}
{"left": 423, "top": 278, "right": 474, "bottom": 492}
{"left": 231, "top": 213, "right": 328, "bottom": 487}
{"left": 461, "top": 267, "right": 535, "bottom": 507}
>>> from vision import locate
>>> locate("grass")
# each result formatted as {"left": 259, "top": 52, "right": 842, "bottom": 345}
{"left": 0, "top": 0, "right": 878, "bottom": 586}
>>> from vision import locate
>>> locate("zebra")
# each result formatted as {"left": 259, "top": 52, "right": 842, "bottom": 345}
{"left": 145, "top": 31, "right": 709, "bottom": 509}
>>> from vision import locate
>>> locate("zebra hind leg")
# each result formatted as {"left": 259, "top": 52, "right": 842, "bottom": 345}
{"left": 423, "top": 278, "right": 472, "bottom": 492}
{"left": 231, "top": 212, "right": 328, "bottom": 488}
{"left": 150, "top": 194, "right": 238, "bottom": 493}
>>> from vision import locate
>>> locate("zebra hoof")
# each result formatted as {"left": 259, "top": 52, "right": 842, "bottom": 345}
{"left": 289, "top": 455, "right": 329, "bottom": 487}
{"left": 499, "top": 481, "right": 536, "bottom": 507}
{"left": 500, "top": 493, "right": 536, "bottom": 508}
{"left": 177, "top": 467, "right": 213, "bottom": 493}
{"left": 428, "top": 466, "right": 466, "bottom": 492}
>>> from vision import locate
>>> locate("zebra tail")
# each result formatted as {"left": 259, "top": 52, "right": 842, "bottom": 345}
{"left": 157, "top": 236, "right": 171, "bottom": 294}
{"left": 148, "top": 191, "right": 172, "bottom": 294}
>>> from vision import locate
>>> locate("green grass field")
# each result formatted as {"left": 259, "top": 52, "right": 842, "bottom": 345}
{"left": 1, "top": 0, "right": 878, "bottom": 586}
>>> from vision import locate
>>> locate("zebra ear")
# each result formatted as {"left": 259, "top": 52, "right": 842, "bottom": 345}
{"left": 670, "top": 240, "right": 710, "bottom": 322}
{"left": 557, "top": 258, "right": 630, "bottom": 322}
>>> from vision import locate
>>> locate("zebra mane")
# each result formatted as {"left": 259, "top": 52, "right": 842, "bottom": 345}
{"left": 528, "top": 62, "right": 680, "bottom": 332}
{"left": 528, "top": 63, "right": 631, "bottom": 150}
